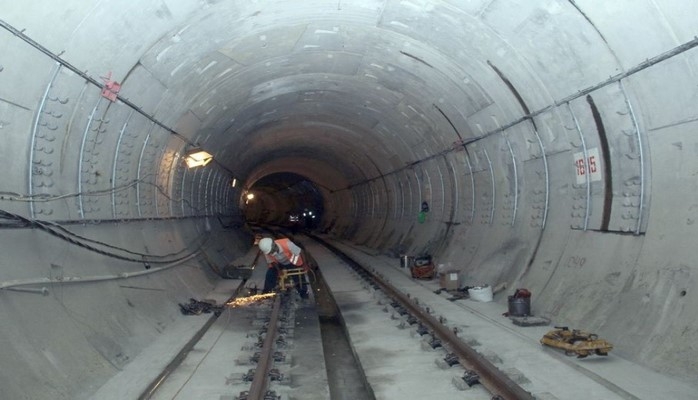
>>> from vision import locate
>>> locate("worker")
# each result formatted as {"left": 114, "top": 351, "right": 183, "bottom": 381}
{"left": 258, "top": 237, "right": 309, "bottom": 298}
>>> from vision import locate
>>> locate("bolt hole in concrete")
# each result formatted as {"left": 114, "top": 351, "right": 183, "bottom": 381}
{"left": 680, "top": 289, "right": 687, "bottom": 297}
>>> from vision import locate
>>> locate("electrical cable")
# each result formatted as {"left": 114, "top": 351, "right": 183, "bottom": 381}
{"left": 0, "top": 177, "right": 142, "bottom": 202}
{"left": 0, "top": 209, "right": 207, "bottom": 264}
{"left": 0, "top": 17, "right": 237, "bottom": 177}
{"left": 0, "top": 174, "right": 227, "bottom": 213}
{"left": 36, "top": 219, "right": 201, "bottom": 259}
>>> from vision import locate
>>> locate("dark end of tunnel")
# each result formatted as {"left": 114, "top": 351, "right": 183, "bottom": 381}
{"left": 243, "top": 172, "right": 325, "bottom": 229}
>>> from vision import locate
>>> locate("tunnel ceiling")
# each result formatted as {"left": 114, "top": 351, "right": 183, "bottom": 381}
{"left": 131, "top": 0, "right": 636, "bottom": 193}
{"left": 149, "top": 8, "right": 489, "bottom": 191}
{"left": 40, "top": 0, "right": 558, "bottom": 192}
{"left": 2, "top": 0, "right": 694, "bottom": 219}
{"left": 253, "top": 173, "right": 310, "bottom": 191}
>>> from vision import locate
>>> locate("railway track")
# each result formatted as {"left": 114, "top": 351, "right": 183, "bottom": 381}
{"left": 309, "top": 235, "right": 533, "bottom": 400}
{"left": 134, "top": 228, "right": 668, "bottom": 400}
{"left": 139, "top": 231, "right": 534, "bottom": 400}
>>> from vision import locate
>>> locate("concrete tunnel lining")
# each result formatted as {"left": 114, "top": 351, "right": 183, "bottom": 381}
{"left": 1, "top": 1, "right": 698, "bottom": 398}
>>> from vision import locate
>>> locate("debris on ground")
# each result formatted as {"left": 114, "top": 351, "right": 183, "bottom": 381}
{"left": 540, "top": 326, "right": 613, "bottom": 358}
{"left": 434, "top": 286, "right": 472, "bottom": 301}
{"left": 510, "top": 316, "right": 550, "bottom": 327}
{"left": 468, "top": 285, "right": 493, "bottom": 302}
{"left": 438, "top": 269, "right": 460, "bottom": 290}
{"left": 178, "top": 298, "right": 223, "bottom": 316}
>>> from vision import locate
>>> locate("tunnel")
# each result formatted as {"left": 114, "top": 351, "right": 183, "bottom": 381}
{"left": 1, "top": 1, "right": 697, "bottom": 398}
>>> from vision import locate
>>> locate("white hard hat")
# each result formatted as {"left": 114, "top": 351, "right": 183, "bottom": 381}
{"left": 259, "top": 238, "right": 273, "bottom": 254}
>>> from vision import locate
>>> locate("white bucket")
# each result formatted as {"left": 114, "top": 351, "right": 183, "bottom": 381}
{"left": 468, "top": 285, "right": 493, "bottom": 302}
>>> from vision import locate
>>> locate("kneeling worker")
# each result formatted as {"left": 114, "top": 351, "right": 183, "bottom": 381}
{"left": 258, "top": 237, "right": 309, "bottom": 298}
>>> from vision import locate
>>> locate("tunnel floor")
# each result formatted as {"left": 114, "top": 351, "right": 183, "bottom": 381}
{"left": 311, "top": 262, "right": 375, "bottom": 400}
{"left": 90, "top": 237, "right": 698, "bottom": 400}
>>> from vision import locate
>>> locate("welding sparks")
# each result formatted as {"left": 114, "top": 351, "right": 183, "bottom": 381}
{"left": 226, "top": 292, "right": 276, "bottom": 307}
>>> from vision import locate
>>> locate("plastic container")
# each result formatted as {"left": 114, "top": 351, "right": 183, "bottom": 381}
{"left": 468, "top": 285, "right": 493, "bottom": 302}
{"left": 507, "top": 296, "right": 531, "bottom": 316}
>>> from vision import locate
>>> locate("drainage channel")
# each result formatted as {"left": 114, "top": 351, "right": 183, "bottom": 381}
{"left": 310, "top": 262, "right": 376, "bottom": 400}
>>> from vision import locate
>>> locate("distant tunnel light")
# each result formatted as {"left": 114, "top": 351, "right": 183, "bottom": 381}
{"left": 244, "top": 192, "right": 255, "bottom": 205}
{"left": 231, "top": 178, "right": 237, "bottom": 188}
{"left": 184, "top": 148, "right": 213, "bottom": 168}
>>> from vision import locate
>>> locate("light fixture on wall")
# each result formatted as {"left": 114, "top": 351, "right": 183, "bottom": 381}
{"left": 231, "top": 178, "right": 237, "bottom": 188}
{"left": 184, "top": 148, "right": 213, "bottom": 168}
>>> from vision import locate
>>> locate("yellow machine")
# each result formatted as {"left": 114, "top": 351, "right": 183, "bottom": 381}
{"left": 278, "top": 267, "right": 308, "bottom": 291}
{"left": 540, "top": 326, "right": 613, "bottom": 358}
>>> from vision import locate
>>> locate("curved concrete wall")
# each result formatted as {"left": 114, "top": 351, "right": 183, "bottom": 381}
{"left": 1, "top": 1, "right": 697, "bottom": 397}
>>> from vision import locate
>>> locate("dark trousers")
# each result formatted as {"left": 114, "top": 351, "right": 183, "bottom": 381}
{"left": 263, "top": 264, "right": 308, "bottom": 297}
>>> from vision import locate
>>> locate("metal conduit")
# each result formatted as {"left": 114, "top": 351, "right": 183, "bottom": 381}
{"left": 180, "top": 166, "right": 188, "bottom": 216}
{"left": 531, "top": 127, "right": 550, "bottom": 229}
{"left": 112, "top": 111, "right": 133, "bottom": 218}
{"left": 483, "top": 148, "right": 495, "bottom": 225}
{"left": 436, "top": 161, "right": 446, "bottom": 222}
{"left": 447, "top": 157, "right": 459, "bottom": 223}
{"left": 567, "top": 103, "right": 592, "bottom": 230}
{"left": 464, "top": 151, "right": 476, "bottom": 225}
{"left": 504, "top": 134, "right": 518, "bottom": 226}
{"left": 618, "top": 80, "right": 646, "bottom": 235}
{"left": 136, "top": 127, "right": 153, "bottom": 218}
{"left": 78, "top": 99, "right": 102, "bottom": 219}
{"left": 29, "top": 63, "right": 61, "bottom": 220}
{"left": 0, "top": 253, "right": 198, "bottom": 291}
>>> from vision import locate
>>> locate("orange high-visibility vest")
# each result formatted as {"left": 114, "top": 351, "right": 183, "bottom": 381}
{"left": 266, "top": 238, "right": 304, "bottom": 267}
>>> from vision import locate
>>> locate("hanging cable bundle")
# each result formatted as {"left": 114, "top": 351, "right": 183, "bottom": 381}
{"left": 0, "top": 209, "right": 207, "bottom": 264}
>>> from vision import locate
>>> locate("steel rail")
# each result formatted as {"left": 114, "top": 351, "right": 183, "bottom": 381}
{"left": 312, "top": 235, "right": 534, "bottom": 400}
{"left": 247, "top": 294, "right": 282, "bottom": 400}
